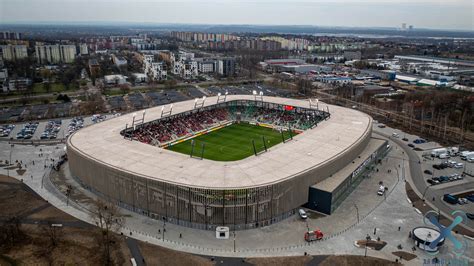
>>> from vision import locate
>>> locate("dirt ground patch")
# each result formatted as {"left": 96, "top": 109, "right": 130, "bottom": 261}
{"left": 392, "top": 251, "right": 417, "bottom": 261}
{"left": 0, "top": 182, "right": 45, "bottom": 218}
{"left": 0, "top": 175, "right": 21, "bottom": 183}
{"left": 318, "top": 255, "right": 400, "bottom": 266}
{"left": 138, "top": 241, "right": 213, "bottom": 266}
{"left": 27, "top": 205, "right": 78, "bottom": 222}
{"left": 16, "top": 169, "right": 26, "bottom": 176}
{"left": 356, "top": 240, "right": 387, "bottom": 251}
{"left": 246, "top": 256, "right": 312, "bottom": 266}
{"left": 0, "top": 174, "right": 131, "bottom": 266}
{"left": 3, "top": 224, "right": 129, "bottom": 266}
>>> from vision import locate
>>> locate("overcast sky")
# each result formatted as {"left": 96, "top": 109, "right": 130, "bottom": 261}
{"left": 0, "top": 0, "right": 473, "bottom": 30}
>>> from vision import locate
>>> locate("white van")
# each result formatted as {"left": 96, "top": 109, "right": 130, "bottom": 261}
{"left": 439, "top": 153, "right": 449, "bottom": 159}
{"left": 298, "top": 209, "right": 308, "bottom": 219}
{"left": 431, "top": 148, "right": 447, "bottom": 157}
{"left": 377, "top": 186, "right": 385, "bottom": 196}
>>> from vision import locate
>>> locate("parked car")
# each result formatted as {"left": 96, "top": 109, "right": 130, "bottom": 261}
{"left": 443, "top": 194, "right": 458, "bottom": 204}
{"left": 298, "top": 209, "right": 308, "bottom": 219}
{"left": 467, "top": 213, "right": 474, "bottom": 220}
{"left": 392, "top": 133, "right": 400, "bottom": 138}
{"left": 413, "top": 139, "right": 426, "bottom": 144}
{"left": 439, "top": 176, "right": 449, "bottom": 182}
{"left": 408, "top": 143, "right": 415, "bottom": 148}
{"left": 424, "top": 170, "right": 433, "bottom": 175}
{"left": 377, "top": 185, "right": 385, "bottom": 196}
{"left": 458, "top": 198, "right": 468, "bottom": 205}
{"left": 427, "top": 179, "right": 437, "bottom": 185}
{"left": 377, "top": 124, "right": 386, "bottom": 128}
{"left": 402, "top": 138, "right": 409, "bottom": 142}
{"left": 439, "top": 153, "right": 450, "bottom": 159}
{"left": 454, "top": 163, "right": 463, "bottom": 169}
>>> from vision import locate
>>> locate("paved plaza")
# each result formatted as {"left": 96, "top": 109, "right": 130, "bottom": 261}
{"left": 1, "top": 130, "right": 473, "bottom": 265}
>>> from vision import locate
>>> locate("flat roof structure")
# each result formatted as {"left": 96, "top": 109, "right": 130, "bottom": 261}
{"left": 312, "top": 138, "right": 386, "bottom": 192}
{"left": 69, "top": 95, "right": 371, "bottom": 189}
{"left": 67, "top": 95, "right": 373, "bottom": 230}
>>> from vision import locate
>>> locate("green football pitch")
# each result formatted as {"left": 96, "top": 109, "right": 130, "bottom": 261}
{"left": 167, "top": 123, "right": 295, "bottom": 161}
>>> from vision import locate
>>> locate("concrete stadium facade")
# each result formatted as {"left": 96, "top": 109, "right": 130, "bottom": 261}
{"left": 67, "top": 95, "right": 372, "bottom": 230}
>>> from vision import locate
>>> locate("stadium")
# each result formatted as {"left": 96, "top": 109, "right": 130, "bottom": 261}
{"left": 67, "top": 95, "right": 386, "bottom": 230}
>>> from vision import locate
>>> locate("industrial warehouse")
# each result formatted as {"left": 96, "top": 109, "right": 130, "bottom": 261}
{"left": 67, "top": 95, "right": 387, "bottom": 230}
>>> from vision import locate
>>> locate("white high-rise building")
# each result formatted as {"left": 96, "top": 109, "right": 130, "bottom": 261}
{"left": 142, "top": 54, "right": 167, "bottom": 81}
{"left": 0, "top": 45, "right": 28, "bottom": 61}
{"left": 35, "top": 44, "right": 77, "bottom": 64}
{"left": 79, "top": 43, "right": 89, "bottom": 55}
{"left": 171, "top": 51, "right": 197, "bottom": 79}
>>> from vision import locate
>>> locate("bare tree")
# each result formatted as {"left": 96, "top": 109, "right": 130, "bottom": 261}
{"left": 90, "top": 199, "right": 124, "bottom": 265}
{"left": 296, "top": 77, "right": 313, "bottom": 96}
{"left": 0, "top": 216, "right": 24, "bottom": 251}
{"left": 43, "top": 221, "right": 63, "bottom": 248}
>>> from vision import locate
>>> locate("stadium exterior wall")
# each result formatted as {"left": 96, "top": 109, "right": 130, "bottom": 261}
{"left": 68, "top": 125, "right": 371, "bottom": 230}
{"left": 67, "top": 123, "right": 371, "bottom": 231}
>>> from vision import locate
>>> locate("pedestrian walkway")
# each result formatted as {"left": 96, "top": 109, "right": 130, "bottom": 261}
{"left": 0, "top": 137, "right": 472, "bottom": 264}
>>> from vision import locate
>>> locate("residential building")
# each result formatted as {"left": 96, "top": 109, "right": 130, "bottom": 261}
{"left": 172, "top": 51, "right": 197, "bottom": 79}
{"left": 88, "top": 59, "right": 101, "bottom": 77}
{"left": 344, "top": 51, "right": 362, "bottom": 61}
{"left": 0, "top": 32, "right": 22, "bottom": 40}
{"left": 79, "top": 43, "right": 89, "bottom": 55}
{"left": 197, "top": 59, "right": 217, "bottom": 73}
{"left": 0, "top": 45, "right": 28, "bottom": 61}
{"left": 112, "top": 54, "right": 127, "bottom": 67}
{"left": 8, "top": 78, "right": 32, "bottom": 91}
{"left": 141, "top": 54, "right": 167, "bottom": 81}
{"left": 131, "top": 73, "right": 148, "bottom": 83}
{"left": 217, "top": 58, "right": 236, "bottom": 77}
{"left": 0, "top": 69, "right": 8, "bottom": 92}
{"left": 35, "top": 44, "right": 77, "bottom": 64}
{"left": 104, "top": 74, "right": 127, "bottom": 85}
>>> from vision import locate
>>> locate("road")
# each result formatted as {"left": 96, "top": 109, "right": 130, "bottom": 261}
{"left": 374, "top": 128, "right": 474, "bottom": 232}
{"left": 125, "top": 237, "right": 146, "bottom": 266}
{"left": 0, "top": 78, "right": 266, "bottom": 104}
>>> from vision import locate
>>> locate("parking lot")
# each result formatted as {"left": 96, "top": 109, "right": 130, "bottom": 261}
{"left": 0, "top": 114, "right": 114, "bottom": 141}
{"left": 374, "top": 122, "right": 474, "bottom": 228}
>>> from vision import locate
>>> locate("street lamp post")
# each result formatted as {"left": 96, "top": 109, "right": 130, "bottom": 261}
{"left": 7, "top": 144, "right": 14, "bottom": 177}
{"left": 162, "top": 218, "right": 166, "bottom": 241}
{"left": 421, "top": 185, "right": 432, "bottom": 202}
{"left": 233, "top": 231, "right": 236, "bottom": 252}
{"left": 365, "top": 234, "right": 371, "bottom": 257}
{"left": 354, "top": 204, "right": 360, "bottom": 223}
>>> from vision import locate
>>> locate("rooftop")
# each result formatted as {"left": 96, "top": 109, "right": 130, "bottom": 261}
{"left": 68, "top": 95, "right": 372, "bottom": 189}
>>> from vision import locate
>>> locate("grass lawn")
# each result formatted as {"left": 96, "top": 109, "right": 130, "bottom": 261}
{"left": 167, "top": 123, "right": 295, "bottom": 161}
{"left": 32, "top": 83, "right": 69, "bottom": 93}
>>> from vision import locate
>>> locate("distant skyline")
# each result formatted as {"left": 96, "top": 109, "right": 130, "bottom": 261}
{"left": 0, "top": 0, "right": 473, "bottom": 31}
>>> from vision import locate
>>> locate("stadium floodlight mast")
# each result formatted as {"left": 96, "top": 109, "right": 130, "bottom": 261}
{"left": 253, "top": 90, "right": 263, "bottom": 101}
{"left": 309, "top": 98, "right": 319, "bottom": 110}
{"left": 132, "top": 112, "right": 137, "bottom": 128}
{"left": 193, "top": 98, "right": 198, "bottom": 109}
{"left": 195, "top": 96, "right": 206, "bottom": 108}
{"left": 161, "top": 104, "right": 173, "bottom": 117}
{"left": 217, "top": 91, "right": 228, "bottom": 103}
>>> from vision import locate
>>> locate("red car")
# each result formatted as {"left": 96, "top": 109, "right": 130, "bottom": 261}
{"left": 305, "top": 230, "right": 324, "bottom": 242}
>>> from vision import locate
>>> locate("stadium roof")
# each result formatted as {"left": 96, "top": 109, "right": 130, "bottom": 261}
{"left": 68, "top": 95, "right": 372, "bottom": 189}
